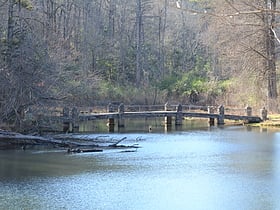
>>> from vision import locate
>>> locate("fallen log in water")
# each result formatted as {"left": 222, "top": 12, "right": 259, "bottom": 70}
{"left": 67, "top": 148, "right": 103, "bottom": 153}
{"left": 0, "top": 130, "right": 141, "bottom": 151}
{"left": 0, "top": 130, "right": 67, "bottom": 149}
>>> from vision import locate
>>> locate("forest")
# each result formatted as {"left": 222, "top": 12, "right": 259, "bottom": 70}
{"left": 0, "top": 0, "right": 280, "bottom": 129}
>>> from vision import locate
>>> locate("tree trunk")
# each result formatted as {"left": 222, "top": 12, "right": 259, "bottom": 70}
{"left": 159, "top": 0, "right": 167, "bottom": 79}
{"left": 266, "top": 0, "right": 278, "bottom": 111}
{"left": 108, "top": 0, "right": 116, "bottom": 38}
{"left": 136, "top": 0, "right": 143, "bottom": 87}
{"left": 267, "top": 0, "right": 277, "bottom": 99}
{"left": 7, "top": 0, "right": 15, "bottom": 66}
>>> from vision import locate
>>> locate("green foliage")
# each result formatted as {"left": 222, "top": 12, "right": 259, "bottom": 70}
{"left": 96, "top": 81, "right": 160, "bottom": 105}
{"left": 158, "top": 56, "right": 211, "bottom": 98}
{"left": 97, "top": 58, "right": 119, "bottom": 82}
{"left": 204, "top": 79, "right": 231, "bottom": 97}
{"left": 157, "top": 74, "right": 178, "bottom": 91}
{"left": 98, "top": 82, "right": 124, "bottom": 101}
{"left": 174, "top": 71, "right": 206, "bottom": 96}
{"left": 16, "top": 0, "right": 33, "bottom": 10}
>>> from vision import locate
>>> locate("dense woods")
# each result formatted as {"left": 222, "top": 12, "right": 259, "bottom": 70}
{"left": 0, "top": 0, "right": 280, "bottom": 129}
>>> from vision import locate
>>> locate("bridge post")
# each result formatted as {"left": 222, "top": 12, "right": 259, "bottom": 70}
{"left": 71, "top": 107, "right": 79, "bottom": 132}
{"left": 260, "top": 107, "right": 268, "bottom": 121}
{"left": 118, "top": 103, "right": 125, "bottom": 128}
{"left": 245, "top": 106, "right": 252, "bottom": 117}
{"left": 62, "top": 107, "right": 70, "bottom": 133}
{"left": 217, "top": 105, "right": 225, "bottom": 125}
{"left": 208, "top": 106, "right": 215, "bottom": 126}
{"left": 175, "top": 104, "right": 183, "bottom": 126}
{"left": 164, "top": 102, "right": 172, "bottom": 130}
{"left": 107, "top": 103, "right": 115, "bottom": 132}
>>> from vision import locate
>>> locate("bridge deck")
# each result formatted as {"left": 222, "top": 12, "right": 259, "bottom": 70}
{"left": 77, "top": 111, "right": 262, "bottom": 123}
{"left": 36, "top": 105, "right": 266, "bottom": 132}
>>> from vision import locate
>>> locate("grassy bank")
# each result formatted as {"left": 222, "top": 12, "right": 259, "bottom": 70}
{"left": 254, "top": 114, "right": 280, "bottom": 128}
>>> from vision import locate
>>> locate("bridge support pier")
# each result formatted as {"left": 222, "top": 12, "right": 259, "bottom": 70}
{"left": 118, "top": 103, "right": 125, "bottom": 128}
{"left": 245, "top": 106, "right": 252, "bottom": 116}
{"left": 260, "top": 107, "right": 268, "bottom": 121}
{"left": 175, "top": 104, "right": 183, "bottom": 126}
{"left": 208, "top": 106, "right": 215, "bottom": 126}
{"left": 107, "top": 103, "right": 115, "bottom": 132}
{"left": 71, "top": 107, "right": 79, "bottom": 132}
{"left": 217, "top": 105, "right": 225, "bottom": 125}
{"left": 165, "top": 102, "right": 172, "bottom": 126}
{"left": 63, "top": 107, "right": 70, "bottom": 133}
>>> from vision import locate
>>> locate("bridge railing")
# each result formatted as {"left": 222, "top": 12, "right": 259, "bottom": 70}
{"left": 117, "top": 104, "right": 212, "bottom": 112}
{"left": 25, "top": 103, "right": 268, "bottom": 121}
{"left": 124, "top": 105, "right": 165, "bottom": 112}
{"left": 224, "top": 106, "right": 260, "bottom": 117}
{"left": 23, "top": 103, "right": 268, "bottom": 133}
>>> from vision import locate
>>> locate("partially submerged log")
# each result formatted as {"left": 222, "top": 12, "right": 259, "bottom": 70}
{"left": 108, "top": 137, "right": 127, "bottom": 147}
{"left": 67, "top": 148, "right": 103, "bottom": 153}
{"left": 0, "top": 130, "right": 66, "bottom": 149}
{"left": 0, "top": 130, "right": 141, "bottom": 152}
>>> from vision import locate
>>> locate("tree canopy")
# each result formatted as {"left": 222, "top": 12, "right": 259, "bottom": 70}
{"left": 0, "top": 0, "right": 280, "bottom": 128}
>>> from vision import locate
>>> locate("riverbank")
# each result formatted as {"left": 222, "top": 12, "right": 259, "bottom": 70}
{"left": 253, "top": 114, "right": 280, "bottom": 127}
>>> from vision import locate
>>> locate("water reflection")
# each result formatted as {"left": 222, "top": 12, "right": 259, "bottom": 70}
{"left": 1, "top": 125, "right": 280, "bottom": 209}
{"left": 78, "top": 118, "right": 210, "bottom": 133}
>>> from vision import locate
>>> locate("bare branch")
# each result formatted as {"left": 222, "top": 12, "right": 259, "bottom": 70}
{"left": 271, "top": 27, "right": 280, "bottom": 45}
{"left": 239, "top": 42, "right": 268, "bottom": 61}
{"left": 0, "top": 0, "right": 8, "bottom": 8}
{"left": 225, "top": 0, "right": 240, "bottom": 14}
{"left": 171, "top": 2, "right": 280, "bottom": 18}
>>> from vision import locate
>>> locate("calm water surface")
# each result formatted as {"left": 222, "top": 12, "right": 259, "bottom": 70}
{"left": 1, "top": 124, "right": 280, "bottom": 210}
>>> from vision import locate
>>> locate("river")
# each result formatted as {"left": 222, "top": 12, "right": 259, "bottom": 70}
{"left": 1, "top": 121, "right": 280, "bottom": 210}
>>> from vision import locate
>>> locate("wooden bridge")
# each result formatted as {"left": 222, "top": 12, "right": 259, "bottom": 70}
{"left": 50, "top": 103, "right": 267, "bottom": 132}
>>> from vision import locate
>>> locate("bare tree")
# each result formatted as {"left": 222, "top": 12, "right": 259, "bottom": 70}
{"left": 197, "top": 0, "right": 279, "bottom": 109}
{"left": 265, "top": 0, "right": 278, "bottom": 110}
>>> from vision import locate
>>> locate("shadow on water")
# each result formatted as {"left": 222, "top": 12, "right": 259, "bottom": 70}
{"left": 0, "top": 146, "right": 137, "bottom": 181}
